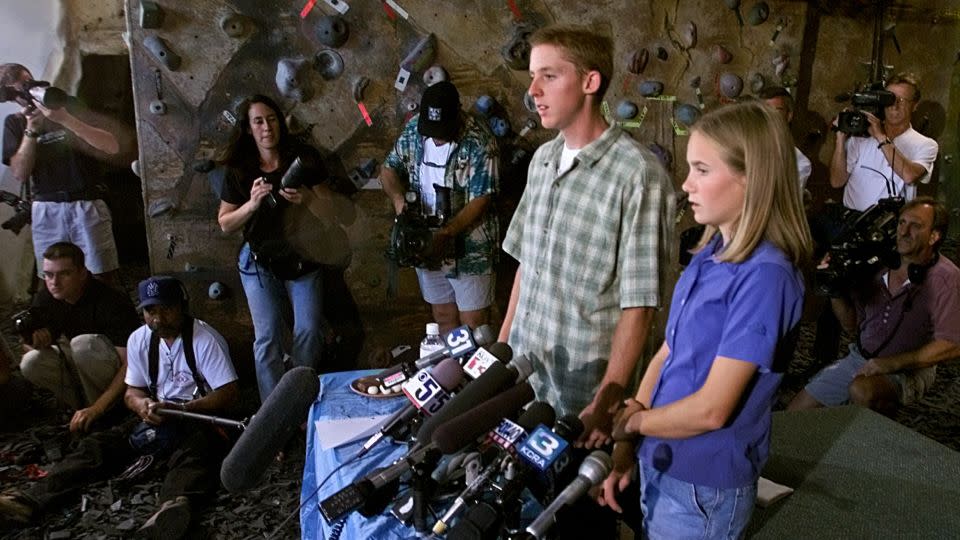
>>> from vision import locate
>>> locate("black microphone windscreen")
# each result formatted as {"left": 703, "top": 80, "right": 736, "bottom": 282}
{"left": 432, "top": 357, "right": 465, "bottom": 390}
{"left": 280, "top": 156, "right": 305, "bottom": 189}
{"left": 220, "top": 366, "right": 319, "bottom": 493}
{"left": 431, "top": 382, "right": 534, "bottom": 454}
{"left": 416, "top": 362, "right": 515, "bottom": 445}
{"left": 518, "top": 401, "right": 556, "bottom": 433}
{"left": 485, "top": 341, "right": 513, "bottom": 363}
{"left": 554, "top": 414, "right": 585, "bottom": 442}
{"left": 472, "top": 324, "right": 497, "bottom": 347}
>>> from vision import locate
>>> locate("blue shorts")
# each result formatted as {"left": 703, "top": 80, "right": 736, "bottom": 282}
{"left": 415, "top": 268, "right": 493, "bottom": 311}
{"left": 639, "top": 461, "right": 756, "bottom": 540}
{"left": 804, "top": 343, "right": 936, "bottom": 406}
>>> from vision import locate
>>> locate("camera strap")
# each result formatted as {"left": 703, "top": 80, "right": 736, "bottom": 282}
{"left": 147, "top": 316, "right": 205, "bottom": 400}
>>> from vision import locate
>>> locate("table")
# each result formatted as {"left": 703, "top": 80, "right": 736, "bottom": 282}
{"left": 748, "top": 406, "right": 960, "bottom": 538}
{"left": 300, "top": 369, "right": 414, "bottom": 540}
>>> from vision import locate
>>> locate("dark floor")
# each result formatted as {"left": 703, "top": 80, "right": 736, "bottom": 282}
{"left": 1, "top": 245, "right": 959, "bottom": 539}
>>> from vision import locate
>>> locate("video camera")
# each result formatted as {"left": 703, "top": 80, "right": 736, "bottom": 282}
{"left": 0, "top": 191, "right": 31, "bottom": 235}
{"left": 12, "top": 307, "right": 50, "bottom": 345}
{"left": 836, "top": 82, "right": 896, "bottom": 137}
{"left": 386, "top": 186, "right": 453, "bottom": 268}
{"left": 815, "top": 197, "right": 904, "bottom": 297}
{"left": 0, "top": 80, "right": 70, "bottom": 111}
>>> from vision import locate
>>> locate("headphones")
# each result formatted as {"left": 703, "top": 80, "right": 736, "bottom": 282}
{"left": 907, "top": 253, "right": 939, "bottom": 285}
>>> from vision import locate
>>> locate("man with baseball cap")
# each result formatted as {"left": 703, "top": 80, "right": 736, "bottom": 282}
{"left": 0, "top": 276, "right": 238, "bottom": 539}
{"left": 380, "top": 80, "right": 501, "bottom": 334}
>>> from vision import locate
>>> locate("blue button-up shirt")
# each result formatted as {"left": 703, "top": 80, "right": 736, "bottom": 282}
{"left": 639, "top": 236, "right": 804, "bottom": 488}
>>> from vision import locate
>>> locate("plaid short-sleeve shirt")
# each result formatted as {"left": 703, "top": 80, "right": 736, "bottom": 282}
{"left": 503, "top": 124, "right": 675, "bottom": 416}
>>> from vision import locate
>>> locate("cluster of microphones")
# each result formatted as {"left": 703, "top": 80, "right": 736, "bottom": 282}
{"left": 164, "top": 324, "right": 610, "bottom": 539}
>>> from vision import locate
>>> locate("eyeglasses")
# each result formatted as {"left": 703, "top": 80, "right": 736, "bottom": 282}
{"left": 892, "top": 95, "right": 915, "bottom": 106}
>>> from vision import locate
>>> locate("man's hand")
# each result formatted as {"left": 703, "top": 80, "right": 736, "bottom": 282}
{"left": 136, "top": 397, "right": 165, "bottom": 425}
{"left": 430, "top": 228, "right": 453, "bottom": 260}
{"left": 69, "top": 405, "right": 103, "bottom": 433}
{"left": 612, "top": 398, "right": 646, "bottom": 441}
{"left": 22, "top": 104, "right": 43, "bottom": 130}
{"left": 863, "top": 111, "right": 886, "bottom": 142}
{"left": 856, "top": 358, "right": 889, "bottom": 378}
{"left": 37, "top": 102, "right": 69, "bottom": 125}
{"left": 30, "top": 328, "right": 53, "bottom": 349}
{"left": 595, "top": 440, "right": 637, "bottom": 513}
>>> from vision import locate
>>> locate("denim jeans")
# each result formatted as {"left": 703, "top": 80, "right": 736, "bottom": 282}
{"left": 639, "top": 461, "right": 756, "bottom": 540}
{"left": 238, "top": 243, "right": 324, "bottom": 401}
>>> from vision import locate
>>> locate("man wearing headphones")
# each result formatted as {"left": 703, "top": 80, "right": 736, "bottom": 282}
{"left": 0, "top": 276, "right": 238, "bottom": 539}
{"left": 790, "top": 197, "right": 960, "bottom": 415}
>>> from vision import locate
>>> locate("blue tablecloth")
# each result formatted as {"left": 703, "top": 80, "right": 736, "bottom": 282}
{"left": 301, "top": 369, "right": 415, "bottom": 540}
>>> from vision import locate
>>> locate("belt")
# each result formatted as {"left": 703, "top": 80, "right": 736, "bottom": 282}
{"left": 33, "top": 191, "right": 97, "bottom": 203}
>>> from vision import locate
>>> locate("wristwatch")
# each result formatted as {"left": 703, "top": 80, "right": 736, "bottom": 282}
{"left": 877, "top": 137, "right": 893, "bottom": 149}
{"left": 24, "top": 128, "right": 40, "bottom": 139}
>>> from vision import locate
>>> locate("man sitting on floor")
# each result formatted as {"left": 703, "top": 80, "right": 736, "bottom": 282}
{"left": 0, "top": 276, "right": 239, "bottom": 539}
{"left": 789, "top": 197, "right": 960, "bottom": 415}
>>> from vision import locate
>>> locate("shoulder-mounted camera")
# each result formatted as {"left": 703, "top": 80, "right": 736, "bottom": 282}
{"left": 386, "top": 186, "right": 454, "bottom": 268}
{"left": 836, "top": 82, "right": 896, "bottom": 137}
{"left": 815, "top": 197, "right": 904, "bottom": 297}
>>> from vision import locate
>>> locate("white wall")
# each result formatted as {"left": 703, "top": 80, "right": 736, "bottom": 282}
{"left": 0, "top": 0, "right": 60, "bottom": 302}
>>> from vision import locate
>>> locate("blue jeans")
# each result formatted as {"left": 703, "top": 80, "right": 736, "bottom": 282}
{"left": 238, "top": 243, "right": 324, "bottom": 402}
{"left": 639, "top": 461, "right": 756, "bottom": 540}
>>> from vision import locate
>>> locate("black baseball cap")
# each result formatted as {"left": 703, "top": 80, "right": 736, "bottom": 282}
{"left": 418, "top": 81, "right": 461, "bottom": 140}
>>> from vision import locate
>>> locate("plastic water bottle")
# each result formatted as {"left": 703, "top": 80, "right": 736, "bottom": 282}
{"left": 419, "top": 323, "right": 444, "bottom": 359}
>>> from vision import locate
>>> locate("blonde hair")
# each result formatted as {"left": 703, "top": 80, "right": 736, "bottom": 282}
{"left": 529, "top": 25, "right": 613, "bottom": 99}
{"left": 692, "top": 101, "right": 812, "bottom": 265}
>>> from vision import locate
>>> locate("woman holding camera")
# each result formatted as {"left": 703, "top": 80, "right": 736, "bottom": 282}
{"left": 596, "top": 101, "right": 812, "bottom": 538}
{"left": 216, "top": 94, "right": 329, "bottom": 402}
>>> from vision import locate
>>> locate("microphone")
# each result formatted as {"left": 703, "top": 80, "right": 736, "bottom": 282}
{"left": 491, "top": 413, "right": 585, "bottom": 536}
{"left": 461, "top": 342, "right": 513, "bottom": 379}
{"left": 280, "top": 155, "right": 306, "bottom": 190}
{"left": 318, "top": 381, "right": 534, "bottom": 523}
{"left": 507, "top": 354, "right": 534, "bottom": 383}
{"left": 517, "top": 414, "right": 584, "bottom": 478}
{"left": 525, "top": 451, "right": 613, "bottom": 540}
{"left": 220, "top": 367, "right": 320, "bottom": 493}
{"left": 265, "top": 155, "right": 308, "bottom": 208}
{"left": 413, "top": 361, "right": 517, "bottom": 448}
{"left": 434, "top": 401, "right": 555, "bottom": 534}
{"left": 379, "top": 324, "right": 496, "bottom": 389}
{"left": 154, "top": 408, "right": 246, "bottom": 431}
{"left": 357, "top": 357, "right": 464, "bottom": 458}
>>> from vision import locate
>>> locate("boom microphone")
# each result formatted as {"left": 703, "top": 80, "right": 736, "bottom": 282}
{"left": 154, "top": 408, "right": 246, "bottom": 431}
{"left": 357, "top": 357, "right": 464, "bottom": 457}
{"left": 220, "top": 367, "right": 320, "bottom": 493}
{"left": 525, "top": 451, "right": 613, "bottom": 539}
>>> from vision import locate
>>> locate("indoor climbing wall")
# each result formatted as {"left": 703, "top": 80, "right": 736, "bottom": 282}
{"left": 122, "top": 0, "right": 958, "bottom": 364}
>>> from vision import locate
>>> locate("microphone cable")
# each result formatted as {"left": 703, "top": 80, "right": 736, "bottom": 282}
{"left": 264, "top": 439, "right": 403, "bottom": 540}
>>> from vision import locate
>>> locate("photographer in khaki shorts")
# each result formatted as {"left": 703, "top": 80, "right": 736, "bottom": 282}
{"left": 18, "top": 242, "right": 139, "bottom": 432}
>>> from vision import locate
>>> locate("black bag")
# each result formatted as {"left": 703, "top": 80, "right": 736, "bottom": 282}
{"left": 250, "top": 237, "right": 320, "bottom": 280}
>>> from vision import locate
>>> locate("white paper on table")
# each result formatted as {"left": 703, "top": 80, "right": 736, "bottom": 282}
{"left": 756, "top": 476, "right": 794, "bottom": 507}
{"left": 315, "top": 415, "right": 390, "bottom": 451}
